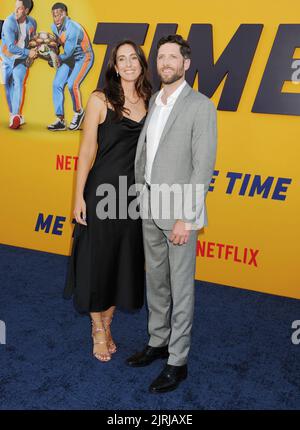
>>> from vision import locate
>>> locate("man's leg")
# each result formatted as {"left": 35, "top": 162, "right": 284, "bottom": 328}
{"left": 8, "top": 79, "right": 14, "bottom": 114}
{"left": 2, "top": 62, "right": 13, "bottom": 114}
{"left": 67, "top": 54, "right": 94, "bottom": 130}
{"left": 53, "top": 63, "right": 70, "bottom": 117}
{"left": 47, "top": 64, "right": 70, "bottom": 130}
{"left": 147, "top": 230, "right": 198, "bottom": 393}
{"left": 67, "top": 54, "right": 94, "bottom": 114}
{"left": 142, "top": 207, "right": 172, "bottom": 348}
{"left": 163, "top": 229, "right": 198, "bottom": 366}
{"left": 11, "top": 62, "right": 28, "bottom": 115}
{"left": 125, "top": 190, "right": 170, "bottom": 367}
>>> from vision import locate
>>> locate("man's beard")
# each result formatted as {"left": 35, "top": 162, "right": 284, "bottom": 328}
{"left": 159, "top": 67, "right": 184, "bottom": 85}
{"left": 16, "top": 13, "right": 25, "bottom": 21}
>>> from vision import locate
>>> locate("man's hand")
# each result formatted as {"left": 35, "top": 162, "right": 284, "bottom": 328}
{"left": 169, "top": 220, "right": 192, "bottom": 245}
{"left": 48, "top": 56, "right": 62, "bottom": 68}
{"left": 56, "top": 56, "right": 62, "bottom": 68}
{"left": 28, "top": 48, "right": 38, "bottom": 59}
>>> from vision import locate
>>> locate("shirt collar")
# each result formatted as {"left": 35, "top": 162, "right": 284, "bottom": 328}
{"left": 58, "top": 16, "right": 69, "bottom": 33}
{"left": 155, "top": 80, "right": 187, "bottom": 107}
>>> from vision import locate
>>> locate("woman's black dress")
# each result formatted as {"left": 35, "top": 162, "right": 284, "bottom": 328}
{"left": 64, "top": 108, "right": 145, "bottom": 313}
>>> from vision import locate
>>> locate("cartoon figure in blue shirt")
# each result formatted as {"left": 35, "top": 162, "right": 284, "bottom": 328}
{"left": 48, "top": 3, "right": 94, "bottom": 131}
{"left": 0, "top": 0, "right": 37, "bottom": 129}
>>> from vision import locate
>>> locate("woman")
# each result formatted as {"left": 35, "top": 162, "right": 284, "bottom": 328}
{"left": 64, "top": 40, "right": 152, "bottom": 362}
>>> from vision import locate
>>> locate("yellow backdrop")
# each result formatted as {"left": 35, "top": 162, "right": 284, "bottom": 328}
{"left": 0, "top": 0, "right": 299, "bottom": 299}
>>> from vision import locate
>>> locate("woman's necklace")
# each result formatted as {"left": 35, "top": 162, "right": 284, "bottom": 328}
{"left": 125, "top": 95, "right": 140, "bottom": 105}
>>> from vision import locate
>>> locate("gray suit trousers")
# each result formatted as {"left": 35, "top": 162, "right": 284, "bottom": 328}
{"left": 142, "top": 189, "right": 198, "bottom": 366}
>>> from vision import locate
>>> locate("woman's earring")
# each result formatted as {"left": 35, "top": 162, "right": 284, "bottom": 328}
{"left": 116, "top": 71, "right": 119, "bottom": 77}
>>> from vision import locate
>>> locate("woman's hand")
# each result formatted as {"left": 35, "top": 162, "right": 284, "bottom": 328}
{"left": 73, "top": 195, "right": 87, "bottom": 226}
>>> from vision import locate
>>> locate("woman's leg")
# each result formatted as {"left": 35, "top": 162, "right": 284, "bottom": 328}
{"left": 101, "top": 306, "right": 117, "bottom": 354}
{"left": 90, "top": 312, "right": 111, "bottom": 362}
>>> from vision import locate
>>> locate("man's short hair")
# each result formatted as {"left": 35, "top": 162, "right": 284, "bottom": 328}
{"left": 157, "top": 34, "right": 191, "bottom": 59}
{"left": 21, "top": 0, "right": 34, "bottom": 13}
{"left": 52, "top": 2, "right": 68, "bottom": 13}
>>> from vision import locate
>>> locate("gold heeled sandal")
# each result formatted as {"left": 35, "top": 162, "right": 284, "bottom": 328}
{"left": 91, "top": 321, "right": 111, "bottom": 362}
{"left": 102, "top": 316, "right": 117, "bottom": 354}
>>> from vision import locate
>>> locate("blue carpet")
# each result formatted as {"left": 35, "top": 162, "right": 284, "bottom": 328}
{"left": 0, "top": 243, "right": 299, "bottom": 410}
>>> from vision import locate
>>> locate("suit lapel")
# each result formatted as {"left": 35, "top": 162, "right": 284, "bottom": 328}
{"left": 158, "top": 83, "right": 192, "bottom": 147}
{"left": 136, "top": 84, "right": 192, "bottom": 167}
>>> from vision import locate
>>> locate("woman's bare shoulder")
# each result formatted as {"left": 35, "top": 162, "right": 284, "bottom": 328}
{"left": 86, "top": 91, "right": 108, "bottom": 117}
{"left": 90, "top": 90, "right": 107, "bottom": 105}
{"left": 91, "top": 90, "right": 114, "bottom": 112}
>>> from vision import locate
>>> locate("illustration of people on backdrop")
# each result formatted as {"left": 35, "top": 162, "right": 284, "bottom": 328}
{"left": 47, "top": 2, "right": 94, "bottom": 131}
{"left": 0, "top": 0, "right": 37, "bottom": 129}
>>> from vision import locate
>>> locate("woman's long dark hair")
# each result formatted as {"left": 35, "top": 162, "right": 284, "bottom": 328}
{"left": 95, "top": 40, "right": 152, "bottom": 120}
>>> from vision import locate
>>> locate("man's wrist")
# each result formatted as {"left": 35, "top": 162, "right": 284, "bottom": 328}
{"left": 176, "top": 220, "right": 192, "bottom": 231}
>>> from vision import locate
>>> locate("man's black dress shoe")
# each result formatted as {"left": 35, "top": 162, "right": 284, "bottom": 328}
{"left": 126, "top": 345, "right": 169, "bottom": 367}
{"left": 149, "top": 364, "right": 188, "bottom": 393}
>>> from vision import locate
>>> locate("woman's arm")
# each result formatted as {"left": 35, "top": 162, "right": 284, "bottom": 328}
{"left": 73, "top": 92, "right": 106, "bottom": 225}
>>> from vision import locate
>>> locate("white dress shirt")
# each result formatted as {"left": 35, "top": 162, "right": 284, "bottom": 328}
{"left": 17, "top": 22, "right": 27, "bottom": 49}
{"left": 145, "top": 80, "right": 187, "bottom": 185}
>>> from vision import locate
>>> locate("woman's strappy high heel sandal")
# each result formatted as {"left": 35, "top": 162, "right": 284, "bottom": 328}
{"left": 91, "top": 320, "right": 111, "bottom": 362}
{"left": 102, "top": 316, "right": 117, "bottom": 354}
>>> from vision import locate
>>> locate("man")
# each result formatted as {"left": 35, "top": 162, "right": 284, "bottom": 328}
{"left": 47, "top": 3, "right": 94, "bottom": 131}
{"left": 0, "top": 0, "right": 37, "bottom": 129}
{"left": 127, "top": 35, "right": 218, "bottom": 393}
